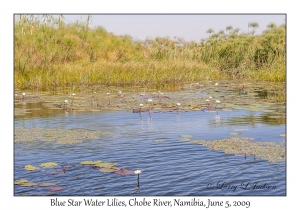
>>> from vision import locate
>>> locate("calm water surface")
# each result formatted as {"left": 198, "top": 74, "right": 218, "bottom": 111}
{"left": 14, "top": 107, "right": 286, "bottom": 196}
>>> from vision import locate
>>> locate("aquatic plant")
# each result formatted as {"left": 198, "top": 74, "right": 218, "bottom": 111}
{"left": 114, "top": 168, "right": 135, "bottom": 175}
{"left": 215, "top": 100, "right": 220, "bottom": 108}
{"left": 39, "top": 162, "right": 58, "bottom": 168}
{"left": 14, "top": 179, "right": 28, "bottom": 185}
{"left": 24, "top": 164, "right": 38, "bottom": 171}
{"left": 191, "top": 137, "right": 285, "bottom": 163}
{"left": 48, "top": 186, "right": 64, "bottom": 192}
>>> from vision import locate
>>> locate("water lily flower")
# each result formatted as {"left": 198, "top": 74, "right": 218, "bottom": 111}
{"left": 72, "top": 93, "right": 76, "bottom": 96}
{"left": 176, "top": 103, "right": 181, "bottom": 106}
{"left": 135, "top": 170, "right": 142, "bottom": 174}
{"left": 140, "top": 104, "right": 143, "bottom": 107}
{"left": 215, "top": 83, "right": 218, "bottom": 86}
{"left": 215, "top": 100, "right": 220, "bottom": 108}
{"left": 147, "top": 98, "right": 153, "bottom": 102}
{"left": 106, "top": 92, "right": 110, "bottom": 95}
{"left": 93, "top": 92, "right": 97, "bottom": 94}
{"left": 206, "top": 99, "right": 210, "bottom": 102}
{"left": 209, "top": 96, "right": 212, "bottom": 99}
{"left": 64, "top": 100, "right": 68, "bottom": 103}
{"left": 118, "top": 91, "right": 122, "bottom": 94}
{"left": 22, "top": 92, "right": 26, "bottom": 96}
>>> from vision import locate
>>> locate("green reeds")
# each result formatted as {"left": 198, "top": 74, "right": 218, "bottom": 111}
{"left": 14, "top": 15, "right": 286, "bottom": 89}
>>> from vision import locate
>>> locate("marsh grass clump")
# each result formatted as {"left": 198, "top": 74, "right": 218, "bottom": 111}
{"left": 191, "top": 137, "right": 285, "bottom": 163}
{"left": 14, "top": 15, "right": 285, "bottom": 89}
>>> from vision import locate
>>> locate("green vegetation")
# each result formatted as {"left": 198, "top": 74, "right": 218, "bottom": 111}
{"left": 14, "top": 15, "right": 286, "bottom": 89}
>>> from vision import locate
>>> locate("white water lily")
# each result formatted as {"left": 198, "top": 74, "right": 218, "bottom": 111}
{"left": 72, "top": 93, "right": 76, "bottom": 96}
{"left": 209, "top": 96, "right": 212, "bottom": 99}
{"left": 64, "top": 100, "right": 68, "bottom": 103}
{"left": 140, "top": 104, "right": 143, "bottom": 107}
{"left": 177, "top": 103, "right": 181, "bottom": 106}
{"left": 118, "top": 91, "right": 122, "bottom": 94}
{"left": 22, "top": 92, "right": 26, "bottom": 96}
{"left": 147, "top": 98, "right": 153, "bottom": 102}
{"left": 215, "top": 83, "right": 219, "bottom": 86}
{"left": 106, "top": 92, "right": 110, "bottom": 95}
{"left": 135, "top": 170, "right": 142, "bottom": 174}
{"left": 216, "top": 100, "right": 220, "bottom": 103}
{"left": 206, "top": 99, "right": 210, "bottom": 102}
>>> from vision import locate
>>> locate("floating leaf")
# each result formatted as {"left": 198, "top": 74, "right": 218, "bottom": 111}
{"left": 20, "top": 182, "right": 38, "bottom": 187}
{"left": 24, "top": 164, "right": 37, "bottom": 171}
{"left": 153, "top": 140, "right": 166, "bottom": 143}
{"left": 48, "top": 186, "right": 64, "bottom": 192}
{"left": 14, "top": 179, "right": 28, "bottom": 185}
{"left": 39, "top": 182, "right": 56, "bottom": 187}
{"left": 80, "top": 160, "right": 94, "bottom": 165}
{"left": 99, "top": 167, "right": 119, "bottom": 173}
{"left": 39, "top": 162, "right": 58, "bottom": 168}
{"left": 92, "top": 160, "right": 103, "bottom": 164}
{"left": 94, "top": 162, "right": 117, "bottom": 168}
{"left": 114, "top": 168, "right": 135, "bottom": 175}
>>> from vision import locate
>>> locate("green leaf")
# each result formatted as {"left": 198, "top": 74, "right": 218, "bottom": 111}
{"left": 24, "top": 164, "right": 37, "bottom": 171}
{"left": 94, "top": 162, "right": 117, "bottom": 168}
{"left": 80, "top": 160, "right": 94, "bottom": 165}
{"left": 14, "top": 179, "right": 28, "bottom": 185}
{"left": 20, "top": 182, "right": 38, "bottom": 187}
{"left": 39, "top": 162, "right": 58, "bottom": 168}
{"left": 99, "top": 167, "right": 119, "bottom": 173}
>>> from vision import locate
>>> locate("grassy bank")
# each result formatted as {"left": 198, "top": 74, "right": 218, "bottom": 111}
{"left": 14, "top": 15, "right": 286, "bottom": 89}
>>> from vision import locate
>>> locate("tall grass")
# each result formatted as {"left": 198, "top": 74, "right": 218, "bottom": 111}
{"left": 14, "top": 15, "right": 286, "bottom": 89}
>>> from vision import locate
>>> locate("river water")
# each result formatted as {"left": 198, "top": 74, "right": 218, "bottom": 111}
{"left": 14, "top": 105, "right": 286, "bottom": 196}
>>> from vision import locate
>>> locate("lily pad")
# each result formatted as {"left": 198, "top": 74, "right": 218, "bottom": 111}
{"left": 48, "top": 186, "right": 64, "bottom": 192}
{"left": 80, "top": 160, "right": 94, "bottom": 165}
{"left": 99, "top": 167, "right": 119, "bottom": 173}
{"left": 39, "top": 182, "right": 57, "bottom": 187}
{"left": 20, "top": 182, "right": 38, "bottom": 187}
{"left": 114, "top": 168, "right": 135, "bottom": 175}
{"left": 39, "top": 162, "right": 58, "bottom": 168}
{"left": 94, "top": 162, "right": 117, "bottom": 168}
{"left": 24, "top": 164, "right": 37, "bottom": 171}
{"left": 92, "top": 160, "right": 103, "bottom": 164}
{"left": 14, "top": 179, "right": 28, "bottom": 185}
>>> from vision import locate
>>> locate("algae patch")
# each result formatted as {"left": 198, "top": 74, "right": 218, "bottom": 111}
{"left": 14, "top": 127, "right": 111, "bottom": 144}
{"left": 191, "top": 137, "right": 285, "bottom": 163}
